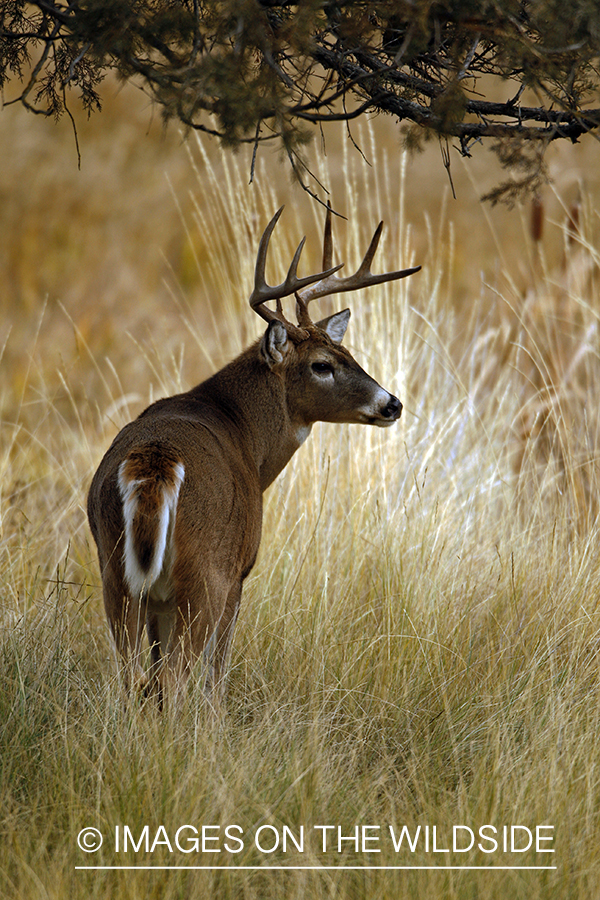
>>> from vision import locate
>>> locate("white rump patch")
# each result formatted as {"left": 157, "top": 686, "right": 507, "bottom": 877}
{"left": 118, "top": 460, "right": 185, "bottom": 599}
{"left": 295, "top": 424, "right": 312, "bottom": 446}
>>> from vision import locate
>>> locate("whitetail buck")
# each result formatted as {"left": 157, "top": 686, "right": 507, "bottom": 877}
{"left": 87, "top": 207, "right": 420, "bottom": 702}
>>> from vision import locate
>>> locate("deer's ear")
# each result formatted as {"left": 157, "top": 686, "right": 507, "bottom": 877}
{"left": 316, "top": 309, "right": 350, "bottom": 344}
{"left": 260, "top": 320, "right": 290, "bottom": 368}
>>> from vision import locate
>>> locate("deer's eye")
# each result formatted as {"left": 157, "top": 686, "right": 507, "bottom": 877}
{"left": 312, "top": 362, "right": 334, "bottom": 375}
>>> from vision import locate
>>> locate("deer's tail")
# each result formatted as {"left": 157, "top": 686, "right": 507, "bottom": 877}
{"left": 117, "top": 443, "right": 185, "bottom": 598}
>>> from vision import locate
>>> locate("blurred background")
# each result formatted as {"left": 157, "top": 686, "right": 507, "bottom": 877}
{"left": 3, "top": 70, "right": 600, "bottom": 583}
{"left": 2, "top": 72, "right": 598, "bottom": 373}
{"left": 2, "top": 72, "right": 600, "bottom": 900}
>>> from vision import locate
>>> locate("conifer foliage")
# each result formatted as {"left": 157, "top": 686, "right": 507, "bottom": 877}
{"left": 2, "top": 1, "right": 599, "bottom": 199}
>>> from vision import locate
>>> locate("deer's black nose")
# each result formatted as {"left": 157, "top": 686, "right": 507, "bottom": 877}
{"left": 382, "top": 395, "right": 402, "bottom": 420}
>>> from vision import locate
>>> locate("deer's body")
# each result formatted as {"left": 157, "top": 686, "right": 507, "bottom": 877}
{"left": 87, "top": 208, "right": 419, "bottom": 701}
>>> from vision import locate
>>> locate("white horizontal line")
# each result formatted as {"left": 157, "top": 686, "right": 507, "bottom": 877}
{"left": 76, "top": 865, "right": 558, "bottom": 871}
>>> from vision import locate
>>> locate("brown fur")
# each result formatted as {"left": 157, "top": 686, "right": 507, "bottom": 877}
{"left": 87, "top": 214, "right": 408, "bottom": 705}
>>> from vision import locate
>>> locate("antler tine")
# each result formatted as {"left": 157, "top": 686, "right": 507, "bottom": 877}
{"left": 322, "top": 203, "right": 334, "bottom": 271}
{"left": 297, "top": 214, "right": 421, "bottom": 306}
{"left": 248, "top": 206, "right": 285, "bottom": 324}
{"left": 284, "top": 236, "right": 307, "bottom": 292}
{"left": 358, "top": 220, "right": 384, "bottom": 274}
{"left": 297, "top": 203, "right": 338, "bottom": 327}
{"left": 249, "top": 206, "right": 343, "bottom": 335}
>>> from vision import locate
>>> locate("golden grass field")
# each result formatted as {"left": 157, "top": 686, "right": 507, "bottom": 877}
{"left": 2, "top": 77, "right": 600, "bottom": 898}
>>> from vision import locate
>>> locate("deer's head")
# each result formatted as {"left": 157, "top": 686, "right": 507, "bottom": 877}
{"left": 250, "top": 206, "right": 420, "bottom": 431}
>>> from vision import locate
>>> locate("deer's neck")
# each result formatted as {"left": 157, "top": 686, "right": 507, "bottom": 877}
{"left": 191, "top": 346, "right": 308, "bottom": 491}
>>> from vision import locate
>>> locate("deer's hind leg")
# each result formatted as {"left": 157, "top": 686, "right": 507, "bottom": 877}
{"left": 101, "top": 560, "right": 148, "bottom": 697}
{"left": 210, "top": 581, "right": 242, "bottom": 698}
{"left": 156, "top": 562, "right": 237, "bottom": 703}
{"left": 145, "top": 608, "right": 177, "bottom": 706}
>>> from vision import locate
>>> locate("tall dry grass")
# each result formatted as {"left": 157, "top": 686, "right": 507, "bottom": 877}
{"left": 1, "top": 91, "right": 600, "bottom": 898}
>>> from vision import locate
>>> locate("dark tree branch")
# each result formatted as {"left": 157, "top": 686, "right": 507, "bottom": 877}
{"left": 2, "top": 0, "right": 599, "bottom": 201}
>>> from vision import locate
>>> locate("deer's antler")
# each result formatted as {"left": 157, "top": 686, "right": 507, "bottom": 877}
{"left": 295, "top": 206, "right": 421, "bottom": 327}
{"left": 250, "top": 206, "right": 421, "bottom": 341}
{"left": 249, "top": 206, "right": 342, "bottom": 341}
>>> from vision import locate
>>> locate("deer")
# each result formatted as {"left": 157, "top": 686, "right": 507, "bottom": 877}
{"left": 87, "top": 206, "right": 420, "bottom": 704}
